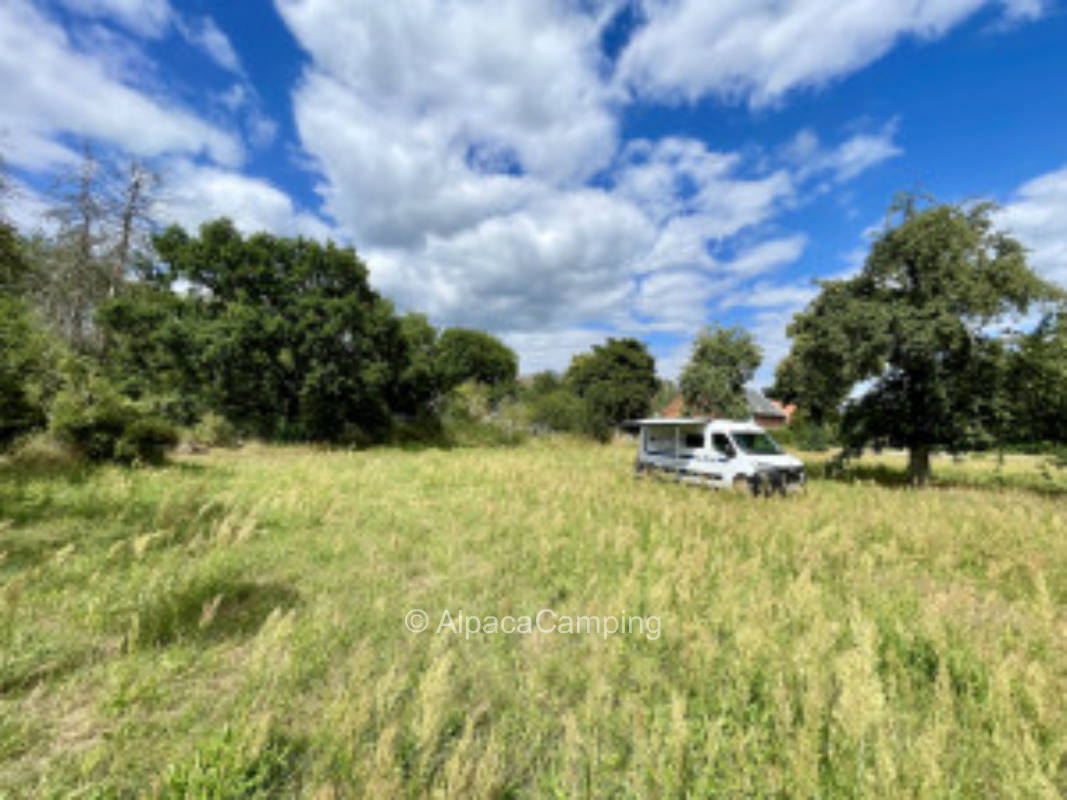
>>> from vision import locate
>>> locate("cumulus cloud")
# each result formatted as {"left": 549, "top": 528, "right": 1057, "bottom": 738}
{"left": 366, "top": 188, "right": 655, "bottom": 331}
{"left": 996, "top": 165, "right": 1067, "bottom": 288}
{"left": 155, "top": 160, "right": 334, "bottom": 240}
{"left": 0, "top": 0, "right": 242, "bottom": 167}
{"left": 273, "top": 0, "right": 903, "bottom": 372}
{"left": 616, "top": 0, "right": 1043, "bottom": 106}
{"left": 501, "top": 328, "right": 620, "bottom": 376}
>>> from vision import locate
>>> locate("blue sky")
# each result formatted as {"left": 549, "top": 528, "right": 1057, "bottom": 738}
{"left": 2, "top": 0, "right": 1066, "bottom": 384}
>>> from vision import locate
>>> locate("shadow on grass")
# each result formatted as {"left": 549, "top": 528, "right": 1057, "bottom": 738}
{"left": 809, "top": 460, "right": 1067, "bottom": 498}
{"left": 0, "top": 580, "right": 301, "bottom": 697}
{"left": 0, "top": 460, "right": 229, "bottom": 575}
{"left": 130, "top": 579, "right": 301, "bottom": 648}
{"left": 0, "top": 649, "right": 99, "bottom": 696}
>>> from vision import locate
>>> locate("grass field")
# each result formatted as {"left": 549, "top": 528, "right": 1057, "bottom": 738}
{"left": 1, "top": 439, "right": 1066, "bottom": 798}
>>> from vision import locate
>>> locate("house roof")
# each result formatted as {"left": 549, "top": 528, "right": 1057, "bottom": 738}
{"left": 744, "top": 388, "right": 786, "bottom": 419}
{"left": 658, "top": 388, "right": 786, "bottom": 420}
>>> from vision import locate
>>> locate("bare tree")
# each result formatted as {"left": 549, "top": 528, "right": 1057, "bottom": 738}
{"left": 109, "top": 159, "right": 160, "bottom": 295}
{"left": 38, "top": 144, "right": 111, "bottom": 350}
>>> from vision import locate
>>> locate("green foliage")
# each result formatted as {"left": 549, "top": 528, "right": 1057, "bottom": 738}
{"left": 103, "top": 219, "right": 407, "bottom": 443}
{"left": 0, "top": 219, "right": 32, "bottom": 292}
{"left": 769, "top": 410, "right": 838, "bottom": 452}
{"left": 650, "top": 378, "right": 678, "bottom": 415}
{"left": 679, "top": 325, "right": 761, "bottom": 420}
{"left": 443, "top": 379, "right": 491, "bottom": 422}
{"left": 436, "top": 327, "right": 518, "bottom": 392}
{"left": 435, "top": 381, "right": 527, "bottom": 446}
{"left": 115, "top": 416, "right": 181, "bottom": 465}
{"left": 528, "top": 388, "right": 584, "bottom": 432}
{"left": 566, "top": 338, "right": 657, "bottom": 441}
{"left": 159, "top": 726, "right": 303, "bottom": 799}
{"left": 393, "top": 312, "right": 443, "bottom": 416}
{"left": 521, "top": 371, "right": 582, "bottom": 432}
{"left": 779, "top": 197, "right": 1064, "bottom": 483}
{"left": 1006, "top": 310, "right": 1067, "bottom": 444}
{"left": 95, "top": 283, "right": 207, "bottom": 425}
{"left": 0, "top": 289, "right": 63, "bottom": 447}
{"left": 193, "top": 412, "right": 241, "bottom": 448}
{"left": 49, "top": 374, "right": 177, "bottom": 464}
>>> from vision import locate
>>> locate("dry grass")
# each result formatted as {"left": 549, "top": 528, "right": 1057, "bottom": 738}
{"left": 1, "top": 439, "right": 1065, "bottom": 797}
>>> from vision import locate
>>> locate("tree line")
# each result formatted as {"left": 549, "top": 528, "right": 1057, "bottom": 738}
{"left": 0, "top": 148, "right": 677, "bottom": 459}
{"left": 3, "top": 149, "right": 1065, "bottom": 478}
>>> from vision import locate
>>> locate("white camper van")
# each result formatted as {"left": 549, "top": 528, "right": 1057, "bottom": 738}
{"left": 633, "top": 418, "right": 805, "bottom": 493}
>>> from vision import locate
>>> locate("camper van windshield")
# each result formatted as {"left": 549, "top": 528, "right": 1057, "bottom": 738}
{"left": 731, "top": 432, "right": 783, "bottom": 455}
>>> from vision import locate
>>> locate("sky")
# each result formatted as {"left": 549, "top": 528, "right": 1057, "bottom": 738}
{"left": 2, "top": 0, "right": 1066, "bottom": 385}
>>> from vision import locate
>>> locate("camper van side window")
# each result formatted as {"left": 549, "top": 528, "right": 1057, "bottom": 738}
{"left": 712, "top": 434, "right": 736, "bottom": 458}
{"left": 684, "top": 433, "right": 704, "bottom": 449}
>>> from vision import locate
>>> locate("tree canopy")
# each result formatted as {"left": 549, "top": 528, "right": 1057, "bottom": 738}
{"left": 435, "top": 327, "right": 518, "bottom": 391}
{"left": 566, "top": 338, "right": 657, "bottom": 440}
{"left": 102, "top": 219, "right": 407, "bottom": 442}
{"left": 679, "top": 325, "right": 762, "bottom": 420}
{"left": 776, "top": 197, "right": 1063, "bottom": 483}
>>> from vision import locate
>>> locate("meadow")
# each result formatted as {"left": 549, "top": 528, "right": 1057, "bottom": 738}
{"left": 1, "top": 439, "right": 1066, "bottom": 798}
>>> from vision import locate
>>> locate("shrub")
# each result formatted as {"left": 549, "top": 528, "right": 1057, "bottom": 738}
{"left": 116, "top": 416, "right": 180, "bottom": 465}
{"left": 49, "top": 377, "right": 178, "bottom": 465}
{"left": 528, "top": 389, "right": 583, "bottom": 432}
{"left": 193, "top": 412, "right": 240, "bottom": 448}
{"left": 0, "top": 295, "right": 62, "bottom": 448}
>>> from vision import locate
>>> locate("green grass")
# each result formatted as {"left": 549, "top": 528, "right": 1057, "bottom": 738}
{"left": 1, "top": 439, "right": 1066, "bottom": 797}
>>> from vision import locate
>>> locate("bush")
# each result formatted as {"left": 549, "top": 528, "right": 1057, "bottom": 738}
{"left": 771, "top": 415, "right": 838, "bottom": 452}
{"left": 528, "top": 389, "right": 583, "bottom": 432}
{"left": 116, "top": 416, "right": 180, "bottom": 465}
{"left": 0, "top": 295, "right": 61, "bottom": 448}
{"left": 193, "top": 412, "right": 240, "bottom": 448}
{"left": 4, "top": 433, "right": 82, "bottom": 471}
{"left": 49, "top": 377, "right": 178, "bottom": 465}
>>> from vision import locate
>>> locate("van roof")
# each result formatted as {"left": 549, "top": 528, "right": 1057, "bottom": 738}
{"left": 630, "top": 418, "right": 766, "bottom": 432}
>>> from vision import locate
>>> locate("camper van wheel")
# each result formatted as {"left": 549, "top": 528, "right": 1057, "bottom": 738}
{"left": 732, "top": 476, "right": 751, "bottom": 494}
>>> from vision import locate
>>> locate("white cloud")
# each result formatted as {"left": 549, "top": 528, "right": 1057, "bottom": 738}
{"left": 58, "top": 0, "right": 173, "bottom": 38}
{"left": 784, "top": 120, "right": 903, "bottom": 183}
{"left": 366, "top": 188, "right": 655, "bottom": 331}
{"left": 719, "top": 280, "right": 818, "bottom": 310}
{"left": 176, "top": 16, "right": 244, "bottom": 75}
{"left": 273, "top": 0, "right": 906, "bottom": 377}
{"left": 279, "top": 0, "right": 618, "bottom": 249}
{"left": 1, "top": 176, "right": 54, "bottom": 235}
{"left": 724, "top": 235, "right": 808, "bottom": 278}
{"left": 0, "top": 0, "right": 242, "bottom": 168}
{"left": 155, "top": 160, "right": 334, "bottom": 240}
{"left": 501, "top": 328, "right": 618, "bottom": 376}
{"left": 0, "top": 129, "right": 80, "bottom": 171}
{"left": 996, "top": 165, "right": 1067, "bottom": 288}
{"left": 614, "top": 137, "right": 795, "bottom": 237}
{"left": 634, "top": 270, "right": 723, "bottom": 331}
{"left": 616, "top": 0, "right": 1042, "bottom": 107}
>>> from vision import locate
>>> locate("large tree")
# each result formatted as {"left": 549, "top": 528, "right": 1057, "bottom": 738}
{"left": 679, "top": 325, "right": 762, "bottom": 420}
{"left": 435, "top": 327, "right": 518, "bottom": 391}
{"left": 101, "top": 219, "right": 407, "bottom": 442}
{"left": 1, "top": 220, "right": 60, "bottom": 445}
{"left": 1006, "top": 310, "right": 1067, "bottom": 444}
{"left": 566, "top": 337, "right": 657, "bottom": 441}
{"left": 776, "top": 197, "right": 1062, "bottom": 483}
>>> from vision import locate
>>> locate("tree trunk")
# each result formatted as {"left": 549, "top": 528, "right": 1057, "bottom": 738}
{"left": 908, "top": 445, "right": 931, "bottom": 486}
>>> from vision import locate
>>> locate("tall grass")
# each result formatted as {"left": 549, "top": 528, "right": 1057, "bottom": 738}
{"left": 1, "top": 440, "right": 1065, "bottom": 797}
